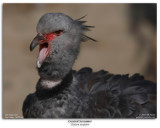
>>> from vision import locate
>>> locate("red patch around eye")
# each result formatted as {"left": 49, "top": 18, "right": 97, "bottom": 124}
{"left": 45, "top": 33, "right": 56, "bottom": 42}
{"left": 44, "top": 30, "right": 63, "bottom": 42}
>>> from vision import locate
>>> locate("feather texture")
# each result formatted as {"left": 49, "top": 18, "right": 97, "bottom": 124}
{"left": 23, "top": 67, "right": 156, "bottom": 118}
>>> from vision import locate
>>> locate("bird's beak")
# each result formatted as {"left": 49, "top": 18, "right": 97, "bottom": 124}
{"left": 30, "top": 36, "right": 39, "bottom": 51}
{"left": 30, "top": 33, "right": 46, "bottom": 51}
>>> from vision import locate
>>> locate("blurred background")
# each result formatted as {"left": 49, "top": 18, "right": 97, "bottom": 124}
{"left": 3, "top": 4, "right": 157, "bottom": 118}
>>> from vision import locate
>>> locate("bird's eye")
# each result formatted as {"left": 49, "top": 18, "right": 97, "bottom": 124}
{"left": 55, "top": 30, "right": 63, "bottom": 35}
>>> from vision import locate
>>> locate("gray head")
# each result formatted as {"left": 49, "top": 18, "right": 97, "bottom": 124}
{"left": 30, "top": 13, "right": 95, "bottom": 80}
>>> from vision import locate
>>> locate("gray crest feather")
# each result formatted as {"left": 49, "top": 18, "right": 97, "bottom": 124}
{"left": 76, "top": 15, "right": 97, "bottom": 42}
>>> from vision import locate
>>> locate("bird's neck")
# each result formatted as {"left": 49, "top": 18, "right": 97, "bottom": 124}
{"left": 36, "top": 70, "right": 73, "bottom": 98}
{"left": 40, "top": 77, "right": 63, "bottom": 88}
{"left": 38, "top": 61, "right": 74, "bottom": 80}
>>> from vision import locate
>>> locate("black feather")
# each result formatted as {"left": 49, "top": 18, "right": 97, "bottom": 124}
{"left": 23, "top": 68, "right": 157, "bottom": 118}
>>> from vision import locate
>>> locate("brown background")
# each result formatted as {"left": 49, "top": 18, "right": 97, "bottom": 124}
{"left": 3, "top": 4, "right": 156, "bottom": 118}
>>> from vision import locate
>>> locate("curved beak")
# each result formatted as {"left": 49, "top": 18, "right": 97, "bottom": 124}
{"left": 30, "top": 33, "right": 46, "bottom": 51}
{"left": 30, "top": 36, "right": 39, "bottom": 51}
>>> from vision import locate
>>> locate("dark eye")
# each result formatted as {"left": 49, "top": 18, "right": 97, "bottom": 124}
{"left": 55, "top": 30, "right": 64, "bottom": 35}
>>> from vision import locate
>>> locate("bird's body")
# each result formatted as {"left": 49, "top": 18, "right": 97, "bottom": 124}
{"left": 23, "top": 13, "right": 156, "bottom": 118}
{"left": 23, "top": 68, "right": 156, "bottom": 118}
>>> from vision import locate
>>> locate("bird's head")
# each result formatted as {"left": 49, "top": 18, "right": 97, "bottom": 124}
{"left": 30, "top": 13, "right": 96, "bottom": 80}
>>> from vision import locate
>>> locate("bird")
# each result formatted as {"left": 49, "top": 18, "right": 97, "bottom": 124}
{"left": 23, "top": 13, "right": 157, "bottom": 118}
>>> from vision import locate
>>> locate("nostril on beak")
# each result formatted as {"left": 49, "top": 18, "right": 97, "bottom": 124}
{"left": 38, "top": 33, "right": 46, "bottom": 40}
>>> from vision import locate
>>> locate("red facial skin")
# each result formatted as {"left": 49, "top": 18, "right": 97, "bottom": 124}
{"left": 39, "top": 31, "right": 63, "bottom": 57}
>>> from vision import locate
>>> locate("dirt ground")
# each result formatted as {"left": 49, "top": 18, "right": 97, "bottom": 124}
{"left": 3, "top": 4, "right": 156, "bottom": 118}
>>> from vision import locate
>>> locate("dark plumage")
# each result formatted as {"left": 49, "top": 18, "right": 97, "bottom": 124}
{"left": 23, "top": 13, "right": 156, "bottom": 118}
